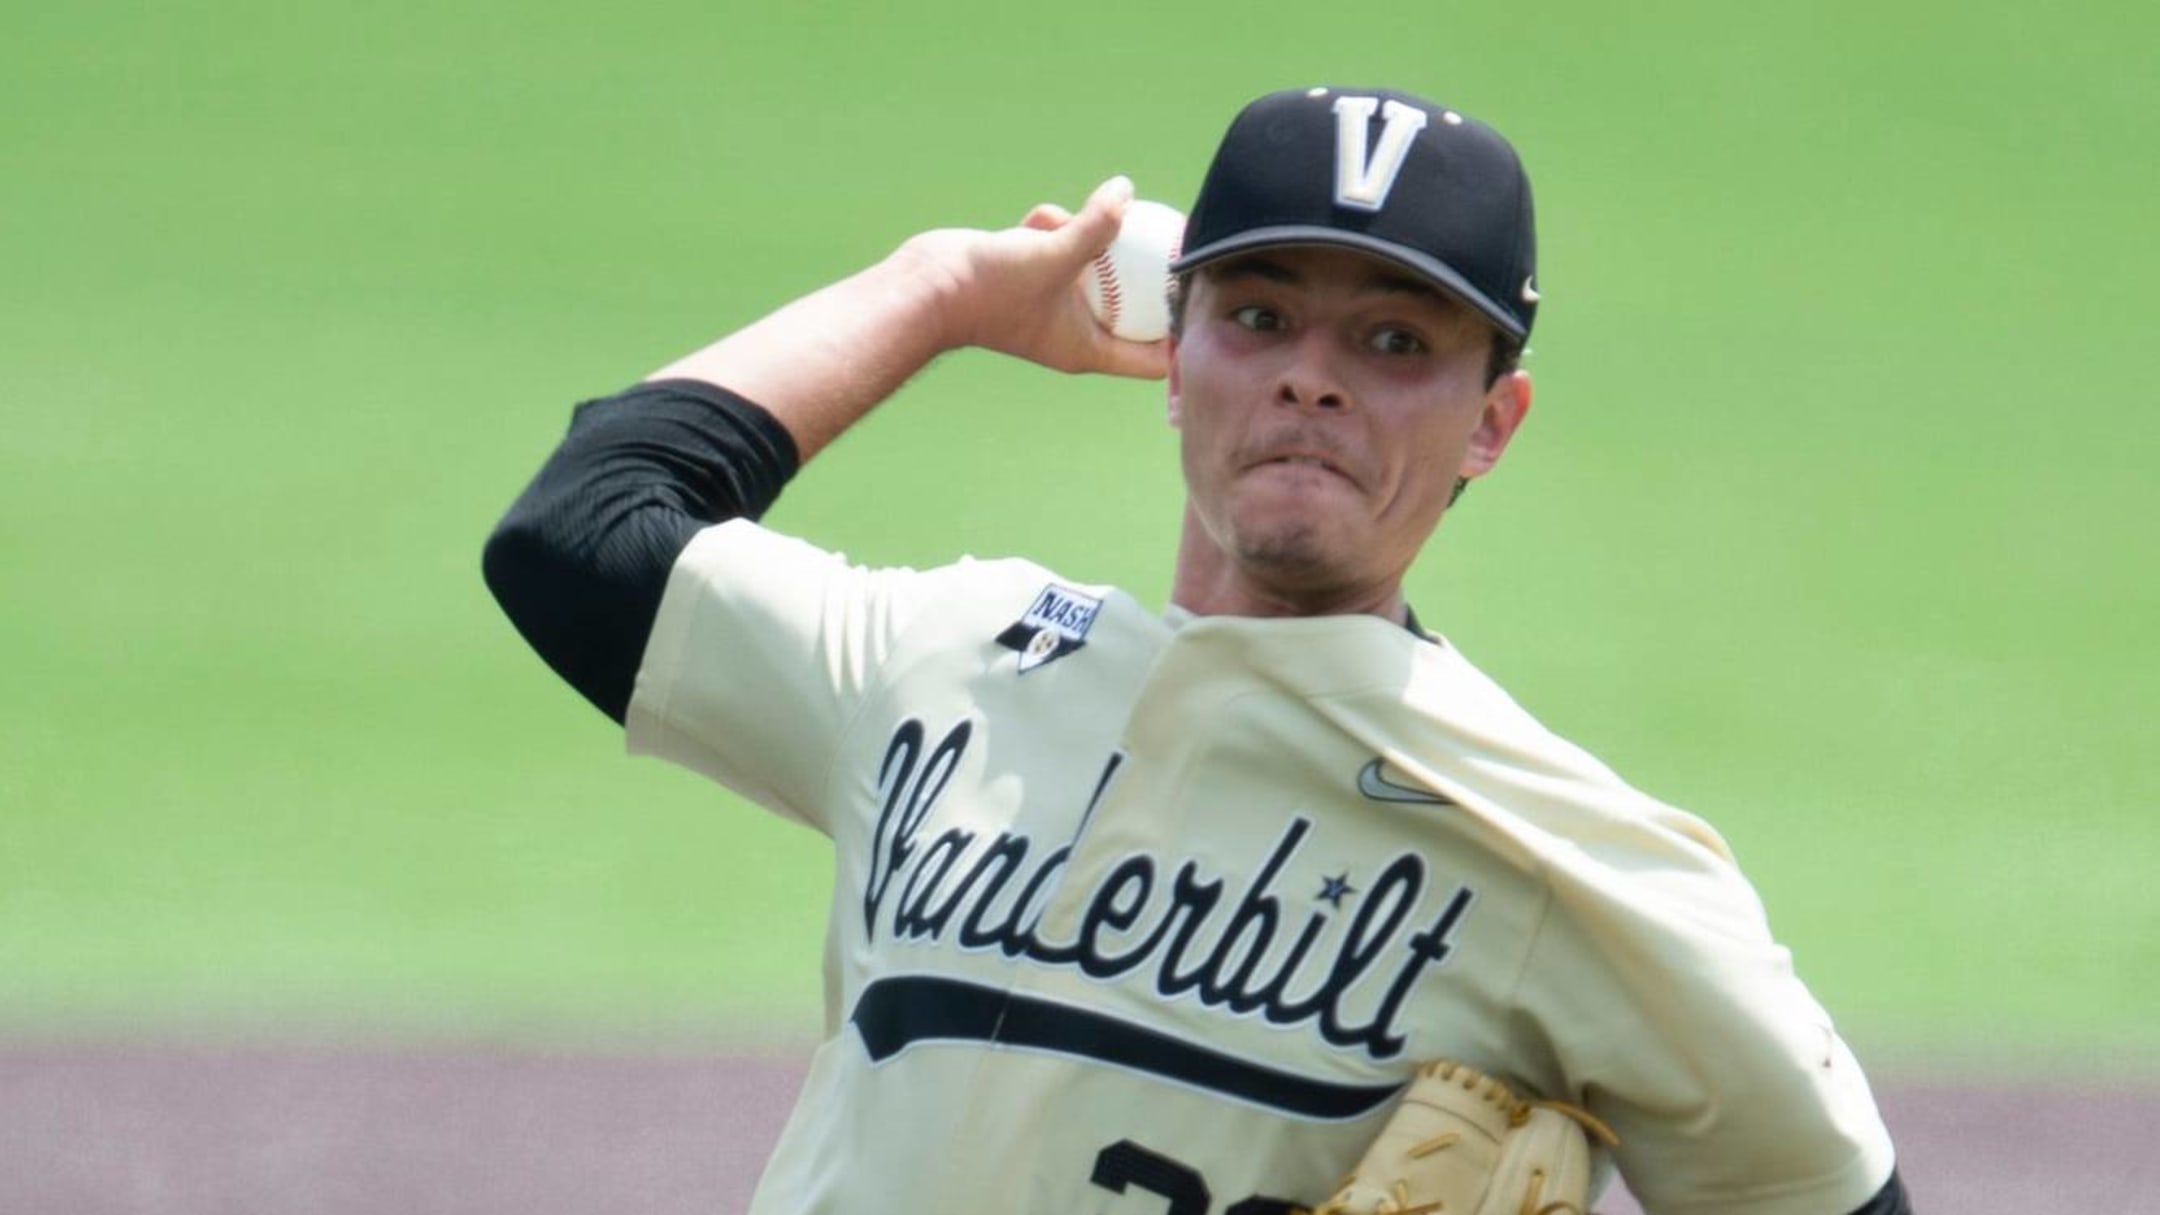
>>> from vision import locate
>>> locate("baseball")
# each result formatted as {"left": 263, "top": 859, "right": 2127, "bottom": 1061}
{"left": 1082, "top": 198, "right": 1186, "bottom": 342}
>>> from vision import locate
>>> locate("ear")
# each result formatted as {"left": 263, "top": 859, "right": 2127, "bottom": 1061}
{"left": 1165, "top": 334, "right": 1184, "bottom": 428}
{"left": 1460, "top": 370, "right": 1531, "bottom": 478}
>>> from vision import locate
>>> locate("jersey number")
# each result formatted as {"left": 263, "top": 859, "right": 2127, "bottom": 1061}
{"left": 1089, "top": 1140, "right": 1301, "bottom": 1215}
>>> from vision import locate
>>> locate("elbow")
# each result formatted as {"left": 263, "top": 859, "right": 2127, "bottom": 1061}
{"left": 478, "top": 507, "right": 646, "bottom": 727}
{"left": 482, "top": 513, "right": 551, "bottom": 634}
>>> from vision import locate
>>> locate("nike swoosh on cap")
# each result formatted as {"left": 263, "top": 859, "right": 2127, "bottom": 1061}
{"left": 1357, "top": 759, "right": 1455, "bottom": 806}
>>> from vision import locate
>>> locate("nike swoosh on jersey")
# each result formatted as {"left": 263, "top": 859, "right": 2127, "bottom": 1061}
{"left": 1356, "top": 760, "right": 1455, "bottom": 806}
{"left": 850, "top": 975, "right": 1402, "bottom": 1121}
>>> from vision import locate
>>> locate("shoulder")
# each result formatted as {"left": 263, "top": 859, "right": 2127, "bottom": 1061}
{"left": 668, "top": 519, "right": 1137, "bottom": 649}
{"left": 1404, "top": 640, "right": 1756, "bottom": 905}
{"left": 1402, "top": 642, "right": 1649, "bottom": 793}
{"left": 675, "top": 518, "right": 1080, "bottom": 595}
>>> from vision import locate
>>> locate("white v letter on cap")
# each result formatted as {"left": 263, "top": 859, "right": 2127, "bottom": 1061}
{"left": 1172, "top": 86, "right": 1543, "bottom": 339}
{"left": 1332, "top": 96, "right": 1429, "bottom": 212}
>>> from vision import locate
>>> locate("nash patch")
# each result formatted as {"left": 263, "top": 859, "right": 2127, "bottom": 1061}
{"left": 995, "top": 583, "right": 1102, "bottom": 673}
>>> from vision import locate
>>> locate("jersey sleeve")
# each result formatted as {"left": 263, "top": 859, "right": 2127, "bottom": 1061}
{"left": 623, "top": 518, "right": 935, "bottom": 834}
{"left": 1512, "top": 861, "right": 1898, "bottom": 1215}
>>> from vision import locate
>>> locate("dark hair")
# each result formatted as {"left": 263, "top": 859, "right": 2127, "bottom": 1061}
{"left": 1167, "top": 272, "right": 1522, "bottom": 389}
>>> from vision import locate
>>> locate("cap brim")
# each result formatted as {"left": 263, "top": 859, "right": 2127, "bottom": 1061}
{"left": 1170, "top": 226, "right": 1528, "bottom": 341}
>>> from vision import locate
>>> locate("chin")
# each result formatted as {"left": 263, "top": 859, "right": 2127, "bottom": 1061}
{"left": 1232, "top": 521, "right": 1353, "bottom": 588}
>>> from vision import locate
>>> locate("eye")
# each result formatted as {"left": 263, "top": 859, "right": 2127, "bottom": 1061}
{"left": 1367, "top": 326, "right": 1428, "bottom": 356}
{"left": 1229, "top": 304, "right": 1285, "bottom": 331}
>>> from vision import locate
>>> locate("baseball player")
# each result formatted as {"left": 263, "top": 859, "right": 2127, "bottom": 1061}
{"left": 485, "top": 87, "right": 1912, "bottom": 1215}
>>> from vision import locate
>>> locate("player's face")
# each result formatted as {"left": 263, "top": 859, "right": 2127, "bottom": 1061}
{"left": 1167, "top": 246, "right": 1531, "bottom": 613}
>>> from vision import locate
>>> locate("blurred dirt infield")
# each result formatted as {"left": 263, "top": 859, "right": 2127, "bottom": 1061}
{"left": 2, "top": 1041, "right": 2149, "bottom": 1213}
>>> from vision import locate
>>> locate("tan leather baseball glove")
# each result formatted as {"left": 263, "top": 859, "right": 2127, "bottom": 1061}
{"left": 1308, "top": 1061, "right": 1619, "bottom": 1215}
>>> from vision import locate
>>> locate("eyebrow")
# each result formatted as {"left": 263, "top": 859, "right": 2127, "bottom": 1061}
{"left": 1207, "top": 255, "right": 1455, "bottom": 309}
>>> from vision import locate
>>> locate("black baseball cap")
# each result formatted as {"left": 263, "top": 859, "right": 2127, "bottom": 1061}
{"left": 1172, "top": 86, "right": 1540, "bottom": 340}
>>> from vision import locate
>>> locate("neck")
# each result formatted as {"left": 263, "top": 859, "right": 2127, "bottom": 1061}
{"left": 1168, "top": 504, "right": 1408, "bottom": 623}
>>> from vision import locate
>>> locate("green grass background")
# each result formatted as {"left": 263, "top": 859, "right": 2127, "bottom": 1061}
{"left": 3, "top": 0, "right": 2154, "bottom": 1064}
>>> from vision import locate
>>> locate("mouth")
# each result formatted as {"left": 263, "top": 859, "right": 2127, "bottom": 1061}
{"left": 1247, "top": 451, "right": 1357, "bottom": 488}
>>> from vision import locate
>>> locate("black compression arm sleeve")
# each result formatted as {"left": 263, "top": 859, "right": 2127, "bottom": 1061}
{"left": 482, "top": 379, "right": 801, "bottom": 724}
{"left": 1847, "top": 1168, "right": 1913, "bottom": 1215}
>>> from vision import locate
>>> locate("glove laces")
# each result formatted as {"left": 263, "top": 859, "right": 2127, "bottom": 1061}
{"left": 1423, "top": 1061, "right": 1619, "bottom": 1147}
{"left": 1303, "top": 1062, "right": 1619, "bottom": 1215}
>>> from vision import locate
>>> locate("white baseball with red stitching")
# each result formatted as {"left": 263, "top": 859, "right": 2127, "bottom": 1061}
{"left": 1081, "top": 198, "right": 1185, "bottom": 342}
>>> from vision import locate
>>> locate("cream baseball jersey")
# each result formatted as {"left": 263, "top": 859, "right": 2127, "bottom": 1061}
{"left": 625, "top": 520, "right": 1897, "bottom": 1215}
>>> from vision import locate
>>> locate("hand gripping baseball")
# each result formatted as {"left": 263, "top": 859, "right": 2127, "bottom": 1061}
{"left": 912, "top": 175, "right": 1168, "bottom": 380}
{"left": 1307, "top": 1061, "right": 1619, "bottom": 1215}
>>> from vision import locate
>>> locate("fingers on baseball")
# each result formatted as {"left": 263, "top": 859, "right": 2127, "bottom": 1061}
{"left": 1095, "top": 331, "right": 1170, "bottom": 380}
{"left": 1021, "top": 203, "right": 1071, "bottom": 232}
{"left": 1065, "top": 174, "right": 1134, "bottom": 252}
{"left": 1087, "top": 173, "right": 1136, "bottom": 213}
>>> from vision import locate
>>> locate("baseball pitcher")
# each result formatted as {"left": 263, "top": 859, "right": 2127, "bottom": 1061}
{"left": 485, "top": 86, "right": 1912, "bottom": 1215}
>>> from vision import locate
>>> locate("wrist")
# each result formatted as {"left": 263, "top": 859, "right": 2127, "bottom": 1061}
{"left": 886, "top": 230, "right": 981, "bottom": 355}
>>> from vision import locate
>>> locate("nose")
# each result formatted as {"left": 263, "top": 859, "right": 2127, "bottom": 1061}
{"left": 1275, "top": 335, "right": 1350, "bottom": 413}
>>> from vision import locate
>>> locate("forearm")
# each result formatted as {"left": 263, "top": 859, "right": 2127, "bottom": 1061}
{"left": 486, "top": 177, "right": 1162, "bottom": 719}
{"left": 645, "top": 240, "right": 958, "bottom": 462}
{"left": 647, "top": 175, "right": 1164, "bottom": 464}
